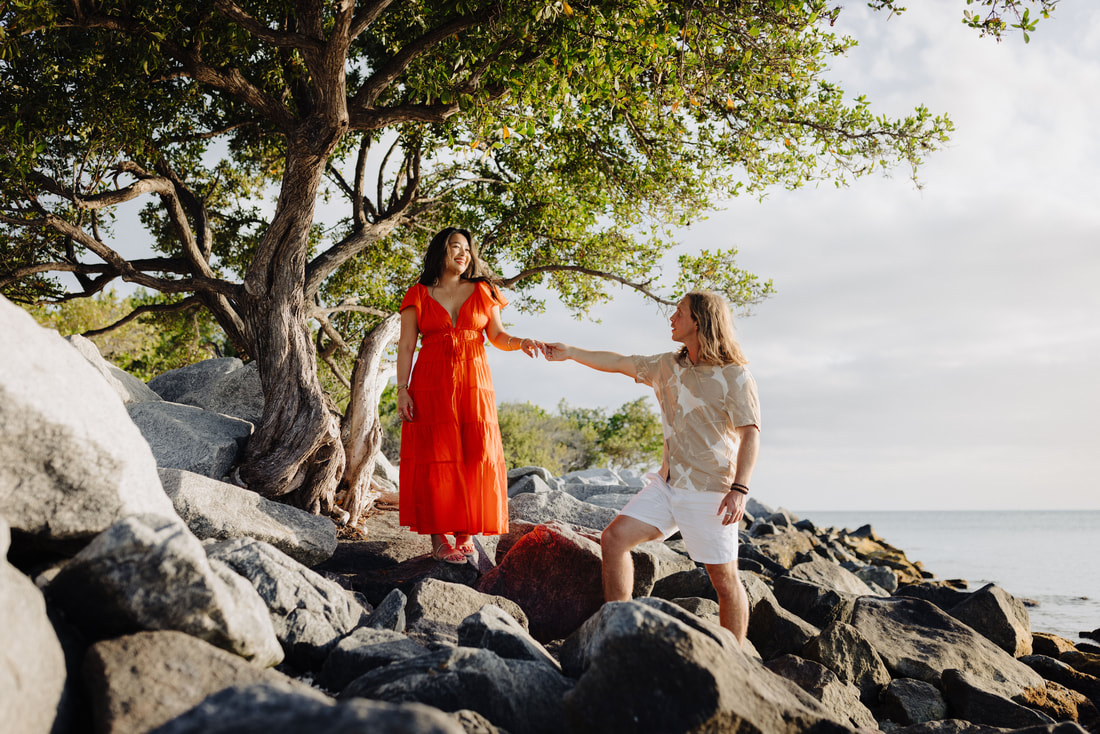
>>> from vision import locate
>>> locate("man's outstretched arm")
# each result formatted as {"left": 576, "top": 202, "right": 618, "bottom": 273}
{"left": 542, "top": 343, "right": 637, "bottom": 378}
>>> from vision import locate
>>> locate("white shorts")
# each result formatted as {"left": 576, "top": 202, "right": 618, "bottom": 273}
{"left": 619, "top": 473, "right": 739, "bottom": 565}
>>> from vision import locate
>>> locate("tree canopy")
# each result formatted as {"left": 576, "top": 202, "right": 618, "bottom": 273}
{"left": 0, "top": 0, "right": 1056, "bottom": 517}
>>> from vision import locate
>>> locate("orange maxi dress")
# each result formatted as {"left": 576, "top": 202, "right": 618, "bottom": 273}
{"left": 398, "top": 281, "right": 509, "bottom": 536}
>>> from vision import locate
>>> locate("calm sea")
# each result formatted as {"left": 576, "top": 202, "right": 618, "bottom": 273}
{"left": 798, "top": 510, "right": 1100, "bottom": 643}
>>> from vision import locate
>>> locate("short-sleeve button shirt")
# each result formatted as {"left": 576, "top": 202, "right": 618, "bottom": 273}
{"left": 633, "top": 352, "right": 761, "bottom": 494}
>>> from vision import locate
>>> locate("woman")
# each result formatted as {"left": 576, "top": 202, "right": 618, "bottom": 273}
{"left": 395, "top": 227, "right": 542, "bottom": 564}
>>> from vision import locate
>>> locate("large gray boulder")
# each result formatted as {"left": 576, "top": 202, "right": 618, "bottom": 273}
{"left": 559, "top": 598, "right": 849, "bottom": 733}
{"left": 509, "top": 490, "right": 618, "bottom": 530}
{"left": 341, "top": 647, "right": 573, "bottom": 734}
{"left": 160, "top": 468, "right": 336, "bottom": 566}
{"left": 177, "top": 361, "right": 265, "bottom": 425}
{"left": 877, "top": 678, "right": 949, "bottom": 726}
{"left": 405, "top": 577, "right": 529, "bottom": 649}
{"left": 801, "top": 620, "right": 892, "bottom": 705}
{"left": 0, "top": 297, "right": 177, "bottom": 543}
{"left": 476, "top": 522, "right": 606, "bottom": 643}
{"left": 147, "top": 358, "right": 244, "bottom": 402}
{"left": 457, "top": 604, "right": 562, "bottom": 671}
{"left": 149, "top": 682, "right": 466, "bottom": 734}
{"left": 850, "top": 596, "right": 1044, "bottom": 698}
{"left": 787, "top": 558, "right": 882, "bottom": 596}
{"left": 46, "top": 514, "right": 283, "bottom": 666}
{"left": 763, "top": 654, "right": 878, "bottom": 730}
{"left": 66, "top": 334, "right": 162, "bottom": 404}
{"left": 128, "top": 401, "right": 253, "bottom": 479}
{"left": 205, "top": 537, "right": 367, "bottom": 669}
{"left": 82, "top": 631, "right": 314, "bottom": 734}
{"left": 0, "top": 518, "right": 66, "bottom": 734}
{"left": 940, "top": 668, "right": 1055, "bottom": 729}
{"left": 948, "top": 583, "right": 1033, "bottom": 657}
{"left": 316, "top": 627, "right": 427, "bottom": 693}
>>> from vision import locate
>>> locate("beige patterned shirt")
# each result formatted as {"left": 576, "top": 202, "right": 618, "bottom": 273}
{"left": 633, "top": 352, "right": 761, "bottom": 493}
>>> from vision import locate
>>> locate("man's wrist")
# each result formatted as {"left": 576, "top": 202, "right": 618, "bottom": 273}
{"left": 729, "top": 483, "right": 749, "bottom": 495}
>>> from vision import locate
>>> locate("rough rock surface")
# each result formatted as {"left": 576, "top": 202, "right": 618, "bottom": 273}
{"left": 0, "top": 297, "right": 177, "bottom": 543}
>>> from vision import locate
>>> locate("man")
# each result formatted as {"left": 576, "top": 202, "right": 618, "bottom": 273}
{"left": 543, "top": 291, "right": 760, "bottom": 643}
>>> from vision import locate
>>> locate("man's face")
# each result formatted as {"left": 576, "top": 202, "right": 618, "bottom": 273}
{"left": 670, "top": 297, "right": 698, "bottom": 344}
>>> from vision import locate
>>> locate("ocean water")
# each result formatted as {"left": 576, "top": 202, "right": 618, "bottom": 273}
{"left": 798, "top": 510, "right": 1100, "bottom": 643}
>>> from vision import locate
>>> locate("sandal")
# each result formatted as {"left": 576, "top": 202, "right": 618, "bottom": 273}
{"left": 453, "top": 536, "right": 478, "bottom": 562}
{"left": 431, "top": 540, "right": 467, "bottom": 565}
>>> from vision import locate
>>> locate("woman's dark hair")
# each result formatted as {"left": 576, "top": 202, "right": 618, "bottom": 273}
{"left": 417, "top": 227, "right": 501, "bottom": 297}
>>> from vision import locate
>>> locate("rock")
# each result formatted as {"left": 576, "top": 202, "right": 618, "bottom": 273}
{"left": 405, "top": 578, "right": 529, "bottom": 649}
{"left": 66, "top": 333, "right": 162, "bottom": 404}
{"left": 205, "top": 536, "right": 367, "bottom": 670}
{"left": 47, "top": 514, "right": 282, "bottom": 666}
{"left": 507, "top": 472, "right": 551, "bottom": 497}
{"left": 637, "top": 538, "right": 697, "bottom": 580}
{"left": 772, "top": 575, "right": 859, "bottom": 629}
{"left": 508, "top": 490, "right": 618, "bottom": 530}
{"left": 128, "top": 401, "right": 253, "bottom": 479}
{"left": 850, "top": 597, "right": 1044, "bottom": 698}
{"left": 316, "top": 627, "right": 427, "bottom": 693}
{"left": 475, "top": 522, "right": 604, "bottom": 643}
{"left": 0, "top": 518, "right": 66, "bottom": 734}
{"left": 148, "top": 682, "right": 466, "bottom": 733}
{"left": 855, "top": 563, "right": 900, "bottom": 593}
{"left": 1020, "top": 654, "right": 1100, "bottom": 704}
{"left": 940, "top": 668, "right": 1055, "bottom": 729}
{"left": 341, "top": 647, "right": 573, "bottom": 734}
{"left": 0, "top": 297, "right": 177, "bottom": 545}
{"left": 160, "top": 468, "right": 336, "bottom": 566}
{"left": 652, "top": 567, "right": 717, "bottom": 602}
{"left": 82, "top": 630, "right": 313, "bottom": 734}
{"left": 584, "top": 492, "right": 636, "bottom": 510}
{"left": 788, "top": 558, "right": 881, "bottom": 596}
{"left": 878, "top": 678, "right": 948, "bottom": 726}
{"left": 748, "top": 527, "right": 816, "bottom": 570}
{"left": 1060, "top": 650, "right": 1100, "bottom": 678}
{"left": 559, "top": 467, "right": 623, "bottom": 485}
{"left": 457, "top": 604, "right": 562, "bottom": 671}
{"left": 745, "top": 497, "right": 774, "bottom": 517}
{"left": 176, "top": 361, "right": 264, "bottom": 424}
{"left": 559, "top": 482, "right": 632, "bottom": 503}
{"left": 1033, "top": 633, "right": 1081, "bottom": 658}
{"left": 147, "top": 357, "right": 244, "bottom": 402}
{"left": 801, "top": 621, "right": 892, "bottom": 705}
{"left": 747, "top": 588, "right": 821, "bottom": 661}
{"left": 670, "top": 597, "right": 722, "bottom": 627}
{"left": 897, "top": 581, "right": 973, "bottom": 611}
{"left": 559, "top": 598, "right": 848, "bottom": 733}
{"left": 948, "top": 583, "right": 1033, "bottom": 657}
{"left": 365, "top": 588, "right": 407, "bottom": 632}
{"left": 1015, "top": 679, "right": 1100, "bottom": 730}
{"left": 507, "top": 465, "right": 554, "bottom": 485}
{"left": 763, "top": 654, "right": 878, "bottom": 730}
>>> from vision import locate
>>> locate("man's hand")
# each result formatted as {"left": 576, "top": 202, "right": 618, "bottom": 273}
{"left": 718, "top": 490, "right": 746, "bottom": 526}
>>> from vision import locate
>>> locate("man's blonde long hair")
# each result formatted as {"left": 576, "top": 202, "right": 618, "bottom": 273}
{"left": 678, "top": 291, "right": 748, "bottom": 366}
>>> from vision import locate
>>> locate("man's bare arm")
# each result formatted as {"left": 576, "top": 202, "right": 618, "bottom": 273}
{"left": 542, "top": 343, "right": 637, "bottom": 378}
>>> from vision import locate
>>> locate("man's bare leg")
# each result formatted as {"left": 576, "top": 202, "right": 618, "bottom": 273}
{"left": 600, "top": 515, "right": 664, "bottom": 601}
{"left": 705, "top": 560, "right": 749, "bottom": 644}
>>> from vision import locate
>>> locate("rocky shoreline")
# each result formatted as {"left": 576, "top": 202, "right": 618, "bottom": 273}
{"left": 3, "top": 296, "right": 1100, "bottom": 734}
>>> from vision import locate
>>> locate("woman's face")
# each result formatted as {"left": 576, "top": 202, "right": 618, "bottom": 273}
{"left": 443, "top": 232, "right": 471, "bottom": 276}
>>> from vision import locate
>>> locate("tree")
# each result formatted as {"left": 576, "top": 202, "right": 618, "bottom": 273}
{"left": 0, "top": 0, "right": 1054, "bottom": 522}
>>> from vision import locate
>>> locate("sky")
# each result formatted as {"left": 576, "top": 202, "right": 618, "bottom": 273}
{"left": 483, "top": 1, "right": 1100, "bottom": 512}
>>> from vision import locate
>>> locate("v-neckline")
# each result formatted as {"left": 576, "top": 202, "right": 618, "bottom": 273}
{"left": 426, "top": 282, "right": 477, "bottom": 326}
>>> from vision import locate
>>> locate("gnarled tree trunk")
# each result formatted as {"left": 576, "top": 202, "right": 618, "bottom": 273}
{"left": 237, "top": 142, "right": 346, "bottom": 515}
{"left": 341, "top": 312, "right": 401, "bottom": 526}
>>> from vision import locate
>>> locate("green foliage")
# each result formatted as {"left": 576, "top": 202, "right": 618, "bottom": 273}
{"left": 497, "top": 397, "right": 663, "bottom": 475}
{"left": 23, "top": 290, "right": 233, "bottom": 381}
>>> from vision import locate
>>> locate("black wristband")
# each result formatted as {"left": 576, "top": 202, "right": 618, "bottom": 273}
{"left": 729, "top": 483, "right": 749, "bottom": 495}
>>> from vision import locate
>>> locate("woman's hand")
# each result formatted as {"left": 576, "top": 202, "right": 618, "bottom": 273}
{"left": 517, "top": 337, "right": 546, "bottom": 358}
{"left": 397, "top": 388, "right": 415, "bottom": 422}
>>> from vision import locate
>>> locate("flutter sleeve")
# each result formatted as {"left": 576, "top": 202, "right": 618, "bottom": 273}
{"left": 399, "top": 283, "right": 422, "bottom": 319}
{"left": 482, "top": 281, "right": 508, "bottom": 309}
